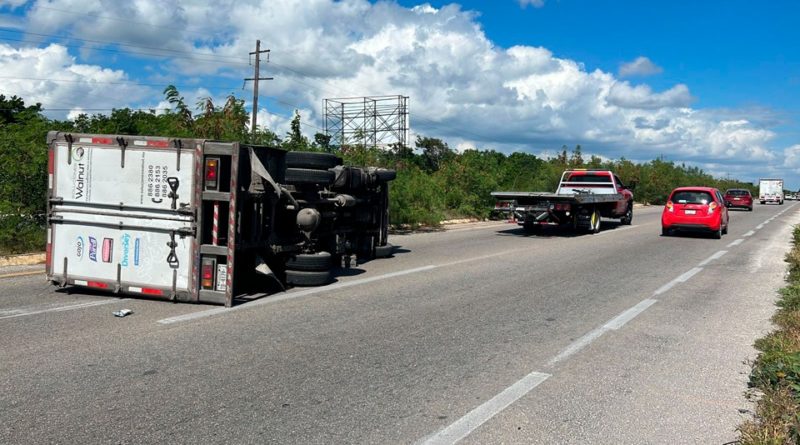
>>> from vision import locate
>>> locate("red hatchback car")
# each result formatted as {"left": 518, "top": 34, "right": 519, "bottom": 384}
{"left": 662, "top": 187, "right": 729, "bottom": 239}
{"left": 723, "top": 188, "right": 753, "bottom": 211}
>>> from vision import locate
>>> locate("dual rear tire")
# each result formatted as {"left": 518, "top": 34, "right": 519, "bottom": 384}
{"left": 285, "top": 251, "right": 332, "bottom": 286}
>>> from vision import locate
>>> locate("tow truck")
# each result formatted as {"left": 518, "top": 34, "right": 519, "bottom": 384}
{"left": 492, "top": 169, "right": 635, "bottom": 234}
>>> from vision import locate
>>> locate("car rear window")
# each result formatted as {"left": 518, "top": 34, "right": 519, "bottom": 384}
{"left": 726, "top": 190, "right": 750, "bottom": 196}
{"left": 672, "top": 191, "right": 714, "bottom": 204}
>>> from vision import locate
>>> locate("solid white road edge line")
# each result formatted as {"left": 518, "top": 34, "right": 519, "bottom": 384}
{"left": 419, "top": 371, "right": 551, "bottom": 445}
{"left": 0, "top": 299, "right": 121, "bottom": 320}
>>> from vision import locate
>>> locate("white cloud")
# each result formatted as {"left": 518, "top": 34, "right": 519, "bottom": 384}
{"left": 0, "top": 0, "right": 785, "bottom": 181}
{"left": 0, "top": 43, "right": 153, "bottom": 117}
{"left": 619, "top": 56, "right": 663, "bottom": 77}
{"left": 519, "top": 0, "right": 545, "bottom": 8}
{"left": 607, "top": 83, "right": 693, "bottom": 109}
{"left": 783, "top": 144, "right": 800, "bottom": 170}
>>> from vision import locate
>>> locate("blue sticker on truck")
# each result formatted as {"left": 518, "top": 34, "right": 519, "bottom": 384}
{"left": 134, "top": 238, "right": 140, "bottom": 266}
{"left": 88, "top": 236, "right": 97, "bottom": 262}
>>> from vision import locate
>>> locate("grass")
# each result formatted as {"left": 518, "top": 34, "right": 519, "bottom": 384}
{"left": 738, "top": 226, "right": 800, "bottom": 444}
{"left": 0, "top": 215, "right": 45, "bottom": 255}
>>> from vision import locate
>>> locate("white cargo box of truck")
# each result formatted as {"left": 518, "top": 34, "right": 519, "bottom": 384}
{"left": 45, "top": 132, "right": 288, "bottom": 306}
{"left": 758, "top": 178, "right": 784, "bottom": 205}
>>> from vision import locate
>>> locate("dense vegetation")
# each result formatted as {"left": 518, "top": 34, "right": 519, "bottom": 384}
{"left": 0, "top": 89, "right": 757, "bottom": 254}
{"left": 739, "top": 226, "right": 800, "bottom": 444}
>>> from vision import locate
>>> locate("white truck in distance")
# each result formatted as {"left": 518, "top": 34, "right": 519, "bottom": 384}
{"left": 758, "top": 178, "right": 784, "bottom": 205}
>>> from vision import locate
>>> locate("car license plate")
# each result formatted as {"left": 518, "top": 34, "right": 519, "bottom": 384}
{"left": 685, "top": 209, "right": 696, "bottom": 215}
{"left": 734, "top": 197, "right": 740, "bottom": 200}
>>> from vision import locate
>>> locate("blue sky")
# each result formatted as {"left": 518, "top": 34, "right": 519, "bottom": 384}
{"left": 401, "top": 1, "right": 799, "bottom": 119}
{"left": 0, "top": 0, "right": 798, "bottom": 187}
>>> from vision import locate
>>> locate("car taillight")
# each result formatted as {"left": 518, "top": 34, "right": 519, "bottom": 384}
{"left": 201, "top": 257, "right": 216, "bottom": 289}
{"left": 708, "top": 202, "right": 717, "bottom": 214}
{"left": 205, "top": 158, "right": 219, "bottom": 191}
{"left": 666, "top": 201, "right": 674, "bottom": 212}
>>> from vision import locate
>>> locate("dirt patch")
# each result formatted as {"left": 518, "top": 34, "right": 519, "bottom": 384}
{"left": 0, "top": 253, "right": 45, "bottom": 267}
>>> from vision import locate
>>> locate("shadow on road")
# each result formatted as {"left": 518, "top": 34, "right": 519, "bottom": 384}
{"left": 495, "top": 221, "right": 630, "bottom": 238}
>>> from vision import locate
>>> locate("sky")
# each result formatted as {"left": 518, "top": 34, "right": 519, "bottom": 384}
{"left": 0, "top": 0, "right": 798, "bottom": 188}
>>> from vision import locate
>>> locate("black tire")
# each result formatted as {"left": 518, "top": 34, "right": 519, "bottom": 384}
{"left": 374, "top": 169, "right": 397, "bottom": 182}
{"left": 713, "top": 227, "right": 722, "bottom": 239}
{"left": 286, "top": 269, "right": 332, "bottom": 286}
{"left": 662, "top": 227, "right": 670, "bottom": 236}
{"left": 375, "top": 243, "right": 394, "bottom": 258}
{"left": 285, "top": 168, "right": 335, "bottom": 186}
{"left": 620, "top": 204, "right": 633, "bottom": 225}
{"left": 286, "top": 151, "right": 342, "bottom": 170}
{"left": 285, "top": 251, "right": 332, "bottom": 272}
{"left": 722, "top": 223, "right": 728, "bottom": 235}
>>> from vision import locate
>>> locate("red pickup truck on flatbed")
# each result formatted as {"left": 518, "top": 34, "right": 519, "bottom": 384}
{"left": 492, "top": 169, "right": 635, "bottom": 234}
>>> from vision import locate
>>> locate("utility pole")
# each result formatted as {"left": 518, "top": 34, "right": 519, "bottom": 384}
{"left": 245, "top": 40, "right": 272, "bottom": 140}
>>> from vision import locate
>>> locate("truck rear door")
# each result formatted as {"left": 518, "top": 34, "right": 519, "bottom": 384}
{"left": 46, "top": 133, "right": 201, "bottom": 300}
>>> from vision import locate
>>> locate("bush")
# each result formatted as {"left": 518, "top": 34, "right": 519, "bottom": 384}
{"left": 388, "top": 166, "right": 444, "bottom": 227}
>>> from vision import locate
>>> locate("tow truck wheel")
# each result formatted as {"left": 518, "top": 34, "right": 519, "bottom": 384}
{"left": 621, "top": 204, "right": 633, "bottom": 225}
{"left": 589, "top": 209, "right": 601, "bottom": 234}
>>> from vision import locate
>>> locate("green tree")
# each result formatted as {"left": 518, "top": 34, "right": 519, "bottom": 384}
{"left": 416, "top": 136, "right": 454, "bottom": 173}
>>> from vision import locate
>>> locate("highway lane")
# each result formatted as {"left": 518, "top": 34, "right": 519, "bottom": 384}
{"left": 0, "top": 202, "right": 796, "bottom": 444}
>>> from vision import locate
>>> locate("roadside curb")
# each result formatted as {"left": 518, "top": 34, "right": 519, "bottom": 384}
{"left": 0, "top": 253, "right": 45, "bottom": 267}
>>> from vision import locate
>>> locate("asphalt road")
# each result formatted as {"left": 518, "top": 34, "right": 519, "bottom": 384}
{"left": 1, "top": 202, "right": 797, "bottom": 444}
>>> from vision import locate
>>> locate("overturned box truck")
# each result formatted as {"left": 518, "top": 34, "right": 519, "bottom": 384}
{"left": 45, "top": 132, "right": 396, "bottom": 306}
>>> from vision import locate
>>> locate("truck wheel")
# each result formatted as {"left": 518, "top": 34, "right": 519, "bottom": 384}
{"left": 285, "top": 168, "right": 335, "bottom": 186}
{"left": 374, "top": 169, "right": 397, "bottom": 182}
{"left": 286, "top": 151, "right": 342, "bottom": 170}
{"left": 589, "top": 209, "right": 601, "bottom": 234}
{"left": 286, "top": 269, "right": 332, "bottom": 286}
{"left": 375, "top": 243, "right": 394, "bottom": 258}
{"left": 285, "top": 251, "right": 332, "bottom": 272}
{"left": 620, "top": 204, "right": 633, "bottom": 225}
